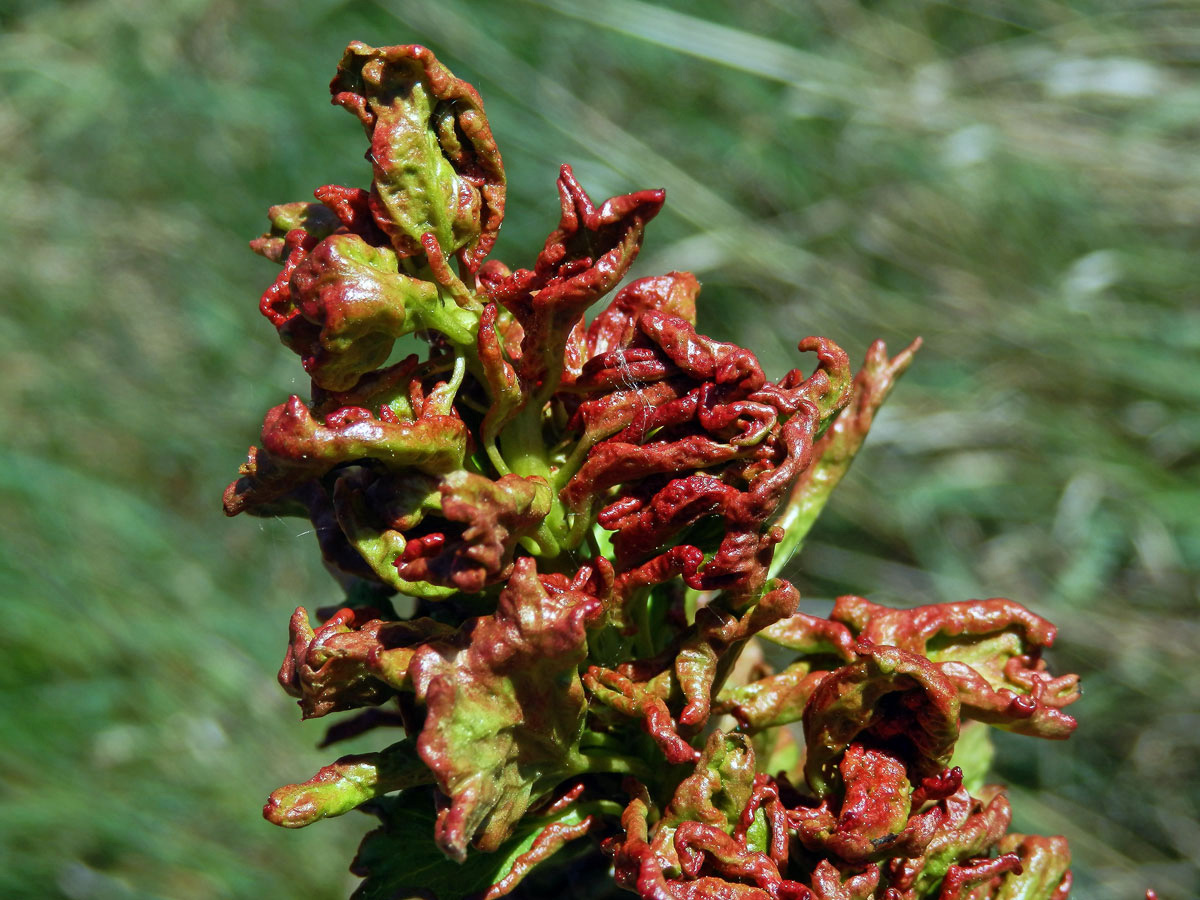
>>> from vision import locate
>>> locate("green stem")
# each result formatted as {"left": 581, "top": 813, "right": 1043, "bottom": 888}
{"left": 574, "top": 748, "right": 652, "bottom": 780}
{"left": 503, "top": 402, "right": 569, "bottom": 556}
{"left": 571, "top": 799, "right": 626, "bottom": 819}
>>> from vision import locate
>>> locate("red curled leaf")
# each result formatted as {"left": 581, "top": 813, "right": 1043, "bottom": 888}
{"left": 259, "top": 227, "right": 323, "bottom": 335}
{"left": 481, "top": 808, "right": 596, "bottom": 900}
{"left": 611, "top": 545, "right": 704, "bottom": 623}
{"left": 991, "top": 834, "right": 1072, "bottom": 900}
{"left": 565, "top": 378, "right": 695, "bottom": 476}
{"left": 286, "top": 234, "right": 435, "bottom": 390}
{"left": 591, "top": 402, "right": 818, "bottom": 598}
{"left": 393, "top": 470, "right": 551, "bottom": 592}
{"left": 751, "top": 336, "right": 853, "bottom": 423}
{"left": 482, "top": 165, "right": 664, "bottom": 398}
{"left": 278, "top": 607, "right": 394, "bottom": 719}
{"left": 564, "top": 436, "right": 747, "bottom": 519}
{"left": 911, "top": 767, "right": 965, "bottom": 809}
{"left": 477, "top": 301, "right": 524, "bottom": 470}
{"left": 733, "top": 774, "right": 790, "bottom": 866}
{"left": 809, "top": 860, "right": 881, "bottom": 900}
{"left": 936, "top": 852, "right": 1023, "bottom": 899}
{"left": 573, "top": 344, "right": 675, "bottom": 392}
{"left": 832, "top": 596, "right": 1080, "bottom": 739}
{"left": 675, "top": 579, "right": 800, "bottom": 727}
{"left": 759, "top": 612, "right": 858, "bottom": 660}
{"left": 312, "top": 184, "right": 389, "bottom": 243}
{"left": 585, "top": 272, "right": 700, "bottom": 361}
{"left": 690, "top": 407, "right": 820, "bottom": 596}
{"left": 718, "top": 659, "right": 836, "bottom": 734}
{"left": 885, "top": 784, "right": 1013, "bottom": 897}
{"left": 673, "top": 821, "right": 793, "bottom": 892}
{"left": 803, "top": 644, "right": 961, "bottom": 798}
{"left": 223, "top": 395, "right": 467, "bottom": 516}
{"left": 793, "top": 744, "right": 946, "bottom": 865}
{"left": 250, "top": 200, "right": 341, "bottom": 263}
{"left": 771, "top": 338, "right": 920, "bottom": 579}
{"left": 832, "top": 596, "right": 1058, "bottom": 650}
{"left": 663, "top": 731, "right": 757, "bottom": 830}
{"left": 579, "top": 402, "right": 817, "bottom": 601}
{"left": 277, "top": 606, "right": 453, "bottom": 718}
{"left": 637, "top": 310, "right": 766, "bottom": 395}
{"left": 696, "top": 386, "right": 778, "bottom": 448}
{"left": 583, "top": 664, "right": 698, "bottom": 764}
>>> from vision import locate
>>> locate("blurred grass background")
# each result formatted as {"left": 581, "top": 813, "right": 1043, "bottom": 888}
{"left": 1, "top": 0, "right": 1196, "bottom": 897}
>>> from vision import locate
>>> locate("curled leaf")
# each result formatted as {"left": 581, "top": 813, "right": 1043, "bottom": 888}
{"left": 483, "top": 165, "right": 664, "bottom": 400}
{"left": 278, "top": 606, "right": 453, "bottom": 717}
{"left": 992, "top": 834, "right": 1072, "bottom": 900}
{"left": 803, "top": 644, "right": 960, "bottom": 798}
{"left": 409, "top": 557, "right": 603, "bottom": 859}
{"left": 223, "top": 396, "right": 467, "bottom": 515}
{"left": 331, "top": 41, "right": 505, "bottom": 273}
{"left": 832, "top": 596, "right": 1080, "bottom": 739}
{"left": 791, "top": 744, "right": 942, "bottom": 866}
{"left": 394, "top": 470, "right": 551, "bottom": 592}
{"left": 287, "top": 233, "right": 475, "bottom": 390}
{"left": 250, "top": 199, "right": 341, "bottom": 263}
{"left": 771, "top": 338, "right": 920, "bottom": 579}
{"left": 664, "top": 731, "right": 758, "bottom": 830}
{"left": 264, "top": 740, "right": 431, "bottom": 827}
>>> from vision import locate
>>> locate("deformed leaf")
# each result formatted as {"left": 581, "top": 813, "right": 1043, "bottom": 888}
{"left": 287, "top": 233, "right": 476, "bottom": 390}
{"left": 264, "top": 740, "right": 432, "bottom": 828}
{"left": 250, "top": 199, "right": 341, "bottom": 262}
{"left": 394, "top": 470, "right": 551, "bottom": 592}
{"left": 331, "top": 41, "right": 505, "bottom": 273}
{"left": 584, "top": 272, "right": 699, "bottom": 361}
{"left": 803, "top": 644, "right": 960, "bottom": 798}
{"left": 223, "top": 396, "right": 467, "bottom": 515}
{"left": 277, "top": 606, "right": 455, "bottom": 718}
{"left": 770, "top": 337, "right": 920, "bottom": 579}
{"left": 992, "top": 834, "right": 1072, "bottom": 900}
{"left": 831, "top": 596, "right": 1080, "bottom": 739}
{"left": 886, "top": 784, "right": 1013, "bottom": 898}
{"left": 409, "top": 557, "right": 603, "bottom": 860}
{"left": 482, "top": 165, "right": 664, "bottom": 402}
{"left": 663, "top": 731, "right": 757, "bottom": 831}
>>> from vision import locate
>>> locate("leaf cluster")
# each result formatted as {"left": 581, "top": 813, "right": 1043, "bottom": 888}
{"left": 228, "top": 42, "right": 1082, "bottom": 900}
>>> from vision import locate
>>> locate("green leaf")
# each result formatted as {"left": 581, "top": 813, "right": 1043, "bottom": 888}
{"left": 994, "top": 834, "right": 1072, "bottom": 900}
{"left": 331, "top": 42, "right": 505, "bottom": 273}
{"left": 351, "top": 789, "right": 586, "bottom": 900}
{"left": 264, "top": 740, "right": 432, "bottom": 828}
{"left": 410, "top": 557, "right": 602, "bottom": 859}
{"left": 663, "top": 731, "right": 756, "bottom": 831}
{"left": 769, "top": 337, "right": 919, "bottom": 579}
{"left": 743, "top": 806, "right": 769, "bottom": 855}
{"left": 288, "top": 233, "right": 477, "bottom": 390}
